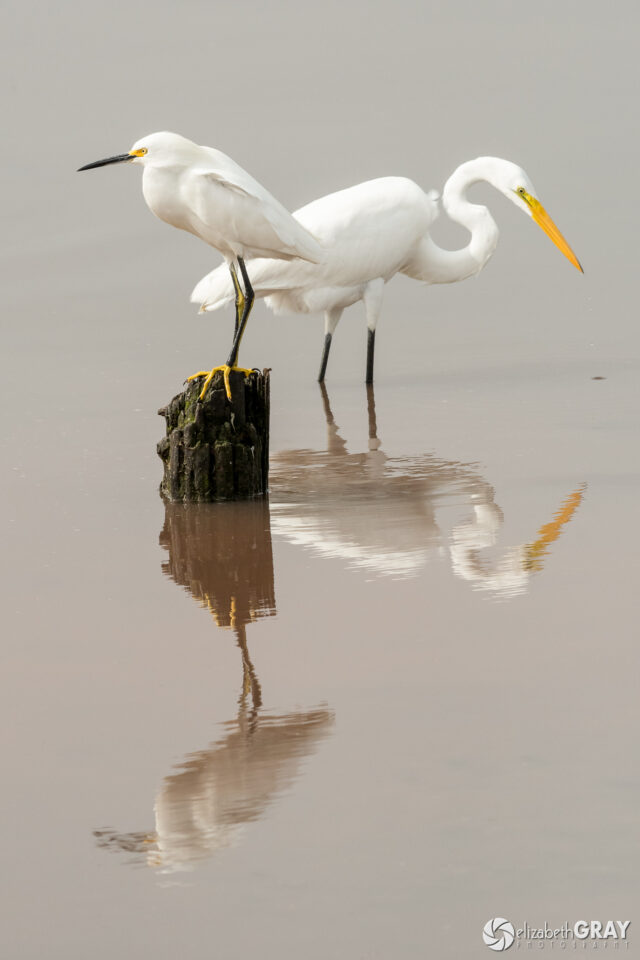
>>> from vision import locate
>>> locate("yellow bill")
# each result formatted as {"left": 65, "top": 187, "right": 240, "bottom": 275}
{"left": 524, "top": 484, "right": 586, "bottom": 571}
{"left": 528, "top": 196, "right": 583, "bottom": 272}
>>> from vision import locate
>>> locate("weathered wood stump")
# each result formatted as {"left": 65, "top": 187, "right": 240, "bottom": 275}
{"left": 157, "top": 369, "right": 270, "bottom": 502}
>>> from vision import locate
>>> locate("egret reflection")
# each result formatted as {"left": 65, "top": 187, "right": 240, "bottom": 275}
{"left": 450, "top": 484, "right": 585, "bottom": 595}
{"left": 95, "top": 389, "right": 584, "bottom": 869}
{"left": 94, "top": 500, "right": 333, "bottom": 873}
{"left": 94, "top": 699, "right": 333, "bottom": 873}
{"left": 268, "top": 385, "right": 585, "bottom": 598}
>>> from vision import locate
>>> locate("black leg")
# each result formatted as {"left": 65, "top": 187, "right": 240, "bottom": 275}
{"left": 365, "top": 329, "right": 376, "bottom": 384}
{"left": 226, "top": 256, "right": 255, "bottom": 368}
{"left": 318, "top": 333, "right": 332, "bottom": 382}
{"left": 237, "top": 256, "right": 254, "bottom": 302}
{"left": 229, "top": 262, "right": 244, "bottom": 337}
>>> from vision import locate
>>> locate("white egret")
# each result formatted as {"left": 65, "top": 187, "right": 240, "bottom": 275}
{"left": 78, "top": 131, "right": 322, "bottom": 398}
{"left": 94, "top": 705, "right": 333, "bottom": 872}
{"left": 269, "top": 385, "right": 585, "bottom": 596}
{"left": 192, "top": 158, "right": 583, "bottom": 382}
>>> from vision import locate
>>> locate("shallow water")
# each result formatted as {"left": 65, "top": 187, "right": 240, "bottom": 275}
{"left": 3, "top": 0, "right": 639, "bottom": 956}
{"left": 5, "top": 366, "right": 638, "bottom": 957}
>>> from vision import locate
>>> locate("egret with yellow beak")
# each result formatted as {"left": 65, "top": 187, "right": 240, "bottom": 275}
{"left": 193, "top": 157, "right": 583, "bottom": 383}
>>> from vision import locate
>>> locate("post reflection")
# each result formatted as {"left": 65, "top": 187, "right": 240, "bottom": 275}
{"left": 268, "top": 384, "right": 585, "bottom": 598}
{"left": 94, "top": 500, "right": 333, "bottom": 873}
{"left": 95, "top": 387, "right": 583, "bottom": 870}
{"left": 160, "top": 499, "right": 277, "bottom": 635}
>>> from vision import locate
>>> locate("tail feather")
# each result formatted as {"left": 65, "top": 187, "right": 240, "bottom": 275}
{"left": 193, "top": 257, "right": 317, "bottom": 313}
{"left": 190, "top": 265, "right": 234, "bottom": 312}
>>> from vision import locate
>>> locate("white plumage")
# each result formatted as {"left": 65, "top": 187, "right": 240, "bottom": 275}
{"left": 79, "top": 131, "right": 323, "bottom": 398}
{"left": 192, "top": 157, "right": 582, "bottom": 382}
{"left": 193, "top": 176, "right": 437, "bottom": 311}
{"left": 133, "top": 132, "right": 323, "bottom": 263}
{"left": 80, "top": 130, "right": 322, "bottom": 263}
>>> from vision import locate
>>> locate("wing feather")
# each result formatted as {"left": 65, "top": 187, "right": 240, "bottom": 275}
{"left": 189, "top": 147, "right": 323, "bottom": 262}
{"left": 191, "top": 177, "right": 440, "bottom": 309}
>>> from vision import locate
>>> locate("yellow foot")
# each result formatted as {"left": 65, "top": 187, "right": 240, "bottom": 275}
{"left": 186, "top": 364, "right": 254, "bottom": 401}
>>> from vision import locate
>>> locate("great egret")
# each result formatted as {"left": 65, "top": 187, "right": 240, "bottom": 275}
{"left": 78, "top": 131, "right": 322, "bottom": 399}
{"left": 269, "top": 385, "right": 585, "bottom": 595}
{"left": 192, "top": 158, "right": 583, "bottom": 383}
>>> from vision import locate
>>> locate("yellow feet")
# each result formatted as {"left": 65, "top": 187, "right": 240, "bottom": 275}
{"left": 186, "top": 364, "right": 254, "bottom": 401}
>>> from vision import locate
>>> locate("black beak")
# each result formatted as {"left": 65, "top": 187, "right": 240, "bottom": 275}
{"left": 77, "top": 153, "right": 133, "bottom": 172}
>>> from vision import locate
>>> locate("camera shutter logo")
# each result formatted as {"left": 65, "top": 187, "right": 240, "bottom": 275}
{"left": 483, "top": 918, "right": 515, "bottom": 951}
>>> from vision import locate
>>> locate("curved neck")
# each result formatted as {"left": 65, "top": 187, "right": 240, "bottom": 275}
{"left": 405, "top": 158, "right": 501, "bottom": 284}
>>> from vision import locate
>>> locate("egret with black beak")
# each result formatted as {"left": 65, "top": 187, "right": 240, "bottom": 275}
{"left": 78, "top": 131, "right": 322, "bottom": 399}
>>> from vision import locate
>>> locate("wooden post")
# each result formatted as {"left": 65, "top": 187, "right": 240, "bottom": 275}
{"left": 157, "top": 369, "right": 270, "bottom": 502}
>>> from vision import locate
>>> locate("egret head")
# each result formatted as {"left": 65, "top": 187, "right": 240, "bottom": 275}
{"left": 128, "top": 132, "right": 195, "bottom": 164}
{"left": 487, "top": 158, "right": 583, "bottom": 272}
{"left": 77, "top": 131, "right": 193, "bottom": 172}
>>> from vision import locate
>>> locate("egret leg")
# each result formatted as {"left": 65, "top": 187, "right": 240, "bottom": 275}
{"left": 362, "top": 279, "right": 383, "bottom": 385}
{"left": 187, "top": 258, "right": 254, "bottom": 402}
{"left": 365, "top": 329, "right": 376, "bottom": 384}
{"left": 318, "top": 333, "right": 332, "bottom": 382}
{"left": 226, "top": 256, "right": 255, "bottom": 368}
{"left": 318, "top": 308, "right": 343, "bottom": 383}
{"left": 229, "top": 262, "right": 245, "bottom": 337}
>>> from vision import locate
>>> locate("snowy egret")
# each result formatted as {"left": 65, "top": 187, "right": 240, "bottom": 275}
{"left": 94, "top": 705, "right": 333, "bottom": 871}
{"left": 192, "top": 158, "right": 582, "bottom": 382}
{"left": 78, "top": 131, "right": 322, "bottom": 399}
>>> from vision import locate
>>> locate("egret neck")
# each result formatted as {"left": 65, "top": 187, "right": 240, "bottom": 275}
{"left": 405, "top": 158, "right": 502, "bottom": 284}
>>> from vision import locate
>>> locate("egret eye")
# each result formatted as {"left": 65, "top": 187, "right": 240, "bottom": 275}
{"left": 139, "top": 148, "right": 148, "bottom": 156}
{"left": 517, "top": 187, "right": 526, "bottom": 196}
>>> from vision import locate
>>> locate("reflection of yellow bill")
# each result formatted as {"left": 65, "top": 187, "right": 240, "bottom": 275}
{"left": 524, "top": 485, "right": 586, "bottom": 571}
{"left": 527, "top": 194, "right": 583, "bottom": 272}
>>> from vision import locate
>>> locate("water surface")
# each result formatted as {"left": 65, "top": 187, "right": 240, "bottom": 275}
{"left": 2, "top": 1, "right": 639, "bottom": 956}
